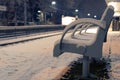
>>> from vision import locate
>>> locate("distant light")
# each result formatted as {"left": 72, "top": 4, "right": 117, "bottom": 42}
{"left": 75, "top": 9, "right": 79, "bottom": 12}
{"left": 51, "top": 1, "right": 56, "bottom": 5}
{"left": 94, "top": 15, "right": 97, "bottom": 18}
{"left": 38, "top": 10, "right": 41, "bottom": 13}
{"left": 87, "top": 13, "right": 91, "bottom": 16}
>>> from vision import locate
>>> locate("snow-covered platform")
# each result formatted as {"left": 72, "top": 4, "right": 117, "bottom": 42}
{"left": 0, "top": 28, "right": 119, "bottom": 80}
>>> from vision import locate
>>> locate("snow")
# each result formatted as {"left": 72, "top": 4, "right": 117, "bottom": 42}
{"left": 103, "top": 31, "right": 120, "bottom": 80}
{"left": 0, "top": 29, "right": 119, "bottom": 80}
{"left": 0, "top": 34, "right": 80, "bottom": 80}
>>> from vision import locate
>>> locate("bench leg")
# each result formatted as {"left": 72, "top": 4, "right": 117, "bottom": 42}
{"left": 82, "top": 55, "right": 89, "bottom": 77}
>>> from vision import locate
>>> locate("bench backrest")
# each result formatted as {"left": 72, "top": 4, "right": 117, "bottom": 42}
{"left": 100, "top": 6, "right": 114, "bottom": 42}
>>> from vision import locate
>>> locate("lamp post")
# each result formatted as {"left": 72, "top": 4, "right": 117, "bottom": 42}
{"left": 24, "top": 0, "right": 27, "bottom": 25}
{"left": 75, "top": 9, "right": 79, "bottom": 20}
{"left": 51, "top": 1, "right": 57, "bottom": 24}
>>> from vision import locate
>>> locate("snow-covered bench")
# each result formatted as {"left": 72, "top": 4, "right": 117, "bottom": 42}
{"left": 53, "top": 5, "right": 114, "bottom": 77}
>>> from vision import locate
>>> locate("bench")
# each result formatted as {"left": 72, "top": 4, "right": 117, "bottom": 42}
{"left": 53, "top": 5, "right": 114, "bottom": 77}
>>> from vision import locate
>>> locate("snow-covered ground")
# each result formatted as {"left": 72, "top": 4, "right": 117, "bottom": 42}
{"left": 0, "top": 29, "right": 119, "bottom": 80}
{"left": 0, "top": 33, "right": 81, "bottom": 80}
{"left": 103, "top": 31, "right": 120, "bottom": 80}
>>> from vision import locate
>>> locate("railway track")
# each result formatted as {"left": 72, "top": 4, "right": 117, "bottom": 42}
{"left": 0, "top": 30, "right": 64, "bottom": 46}
{"left": 0, "top": 25, "right": 65, "bottom": 39}
{"left": 0, "top": 25, "right": 65, "bottom": 46}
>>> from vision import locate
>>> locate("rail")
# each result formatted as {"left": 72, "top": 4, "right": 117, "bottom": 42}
{"left": 0, "top": 25, "right": 65, "bottom": 39}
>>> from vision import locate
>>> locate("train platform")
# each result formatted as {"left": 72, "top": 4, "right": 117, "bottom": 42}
{"left": 0, "top": 28, "right": 119, "bottom": 80}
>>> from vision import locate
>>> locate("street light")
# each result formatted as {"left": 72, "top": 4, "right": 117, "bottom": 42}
{"left": 38, "top": 10, "right": 41, "bottom": 13}
{"left": 75, "top": 9, "right": 79, "bottom": 20}
{"left": 87, "top": 13, "right": 91, "bottom": 16}
{"left": 75, "top": 9, "right": 79, "bottom": 12}
{"left": 51, "top": 1, "right": 56, "bottom": 5}
{"left": 94, "top": 15, "right": 97, "bottom": 18}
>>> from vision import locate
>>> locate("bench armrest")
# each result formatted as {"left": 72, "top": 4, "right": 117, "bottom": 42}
{"left": 59, "top": 18, "right": 106, "bottom": 49}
